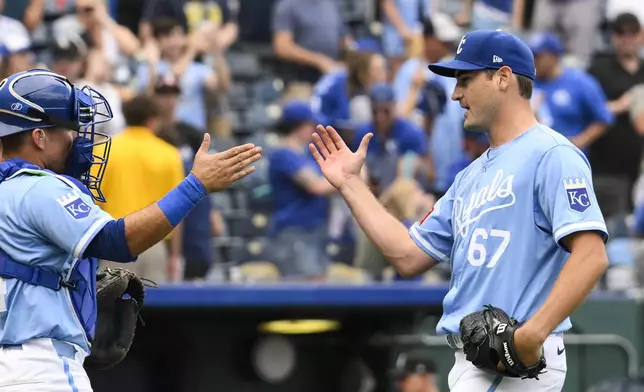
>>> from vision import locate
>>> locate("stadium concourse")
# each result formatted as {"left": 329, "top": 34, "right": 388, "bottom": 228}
{"left": 2, "top": 0, "right": 644, "bottom": 391}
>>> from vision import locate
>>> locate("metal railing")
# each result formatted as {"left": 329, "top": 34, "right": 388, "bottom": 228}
{"left": 370, "top": 333, "right": 640, "bottom": 378}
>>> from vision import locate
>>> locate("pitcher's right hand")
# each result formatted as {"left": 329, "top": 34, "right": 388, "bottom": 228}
{"left": 309, "top": 125, "right": 372, "bottom": 191}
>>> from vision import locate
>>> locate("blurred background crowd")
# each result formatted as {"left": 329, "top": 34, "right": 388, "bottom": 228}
{"left": 4, "top": 0, "right": 644, "bottom": 293}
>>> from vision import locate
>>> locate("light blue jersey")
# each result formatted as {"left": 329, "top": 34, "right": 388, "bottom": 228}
{"left": 409, "top": 125, "right": 607, "bottom": 335}
{"left": 0, "top": 169, "right": 114, "bottom": 353}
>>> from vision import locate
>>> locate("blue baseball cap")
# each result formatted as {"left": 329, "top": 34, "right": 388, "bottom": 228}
{"left": 428, "top": 29, "right": 536, "bottom": 81}
{"left": 528, "top": 32, "right": 564, "bottom": 56}
{"left": 280, "top": 100, "right": 318, "bottom": 123}
{"left": 417, "top": 80, "right": 448, "bottom": 117}
{"left": 369, "top": 83, "right": 395, "bottom": 104}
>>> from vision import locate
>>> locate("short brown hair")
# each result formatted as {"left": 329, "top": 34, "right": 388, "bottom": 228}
{"left": 0, "top": 130, "right": 30, "bottom": 154}
{"left": 151, "top": 18, "right": 183, "bottom": 39}
{"left": 485, "top": 69, "right": 533, "bottom": 99}
{"left": 122, "top": 95, "right": 161, "bottom": 127}
{"left": 0, "top": 126, "right": 68, "bottom": 154}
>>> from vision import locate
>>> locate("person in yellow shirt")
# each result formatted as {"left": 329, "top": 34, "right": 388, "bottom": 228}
{"left": 98, "top": 95, "right": 185, "bottom": 282}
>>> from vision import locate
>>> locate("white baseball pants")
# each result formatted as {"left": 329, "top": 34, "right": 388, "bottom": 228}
{"left": 448, "top": 333, "right": 567, "bottom": 391}
{"left": 0, "top": 338, "right": 92, "bottom": 392}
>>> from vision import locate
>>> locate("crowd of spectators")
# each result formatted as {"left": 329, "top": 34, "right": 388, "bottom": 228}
{"left": 4, "top": 0, "right": 644, "bottom": 290}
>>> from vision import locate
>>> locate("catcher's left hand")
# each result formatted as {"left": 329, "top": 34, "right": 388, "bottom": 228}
{"left": 84, "top": 267, "right": 151, "bottom": 370}
{"left": 459, "top": 305, "right": 547, "bottom": 379}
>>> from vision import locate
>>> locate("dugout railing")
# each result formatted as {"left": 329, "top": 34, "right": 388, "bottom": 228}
{"left": 370, "top": 333, "right": 640, "bottom": 379}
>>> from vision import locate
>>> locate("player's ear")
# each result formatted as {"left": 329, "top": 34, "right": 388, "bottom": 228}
{"left": 31, "top": 128, "right": 47, "bottom": 150}
{"left": 497, "top": 66, "right": 512, "bottom": 92}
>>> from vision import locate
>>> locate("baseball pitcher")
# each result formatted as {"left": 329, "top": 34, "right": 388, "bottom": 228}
{"left": 310, "top": 30, "right": 609, "bottom": 391}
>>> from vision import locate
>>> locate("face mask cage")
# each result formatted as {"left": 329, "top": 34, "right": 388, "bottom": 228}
{"left": 75, "top": 85, "right": 113, "bottom": 202}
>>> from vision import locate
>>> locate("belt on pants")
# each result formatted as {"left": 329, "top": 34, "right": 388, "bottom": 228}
{"left": 446, "top": 333, "right": 464, "bottom": 351}
{"left": 0, "top": 339, "right": 77, "bottom": 360}
{"left": 446, "top": 331, "right": 564, "bottom": 351}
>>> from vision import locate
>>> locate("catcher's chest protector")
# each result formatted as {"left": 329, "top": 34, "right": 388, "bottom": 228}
{"left": 0, "top": 251, "right": 98, "bottom": 342}
{"left": 68, "top": 257, "right": 99, "bottom": 341}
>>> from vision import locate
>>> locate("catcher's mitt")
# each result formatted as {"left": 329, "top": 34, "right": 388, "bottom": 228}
{"left": 84, "top": 267, "right": 151, "bottom": 370}
{"left": 459, "top": 305, "right": 547, "bottom": 379}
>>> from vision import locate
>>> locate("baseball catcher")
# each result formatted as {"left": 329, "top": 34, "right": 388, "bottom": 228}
{"left": 84, "top": 268, "right": 151, "bottom": 370}
{"left": 459, "top": 305, "right": 547, "bottom": 379}
{"left": 0, "top": 69, "right": 261, "bottom": 391}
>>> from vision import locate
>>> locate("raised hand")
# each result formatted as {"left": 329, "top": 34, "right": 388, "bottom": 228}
{"left": 191, "top": 133, "right": 262, "bottom": 192}
{"left": 309, "top": 125, "right": 372, "bottom": 190}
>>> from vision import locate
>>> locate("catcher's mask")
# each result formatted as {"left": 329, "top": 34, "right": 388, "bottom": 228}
{"left": 0, "top": 69, "right": 113, "bottom": 202}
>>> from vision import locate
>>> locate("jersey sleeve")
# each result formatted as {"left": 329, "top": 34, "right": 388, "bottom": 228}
{"left": 535, "top": 145, "right": 608, "bottom": 249}
{"left": 271, "top": 0, "right": 293, "bottom": 33}
{"left": 408, "top": 184, "right": 455, "bottom": 263}
{"left": 23, "top": 176, "right": 115, "bottom": 259}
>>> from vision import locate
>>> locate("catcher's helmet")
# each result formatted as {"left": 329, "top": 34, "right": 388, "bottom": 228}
{"left": 0, "top": 69, "right": 113, "bottom": 201}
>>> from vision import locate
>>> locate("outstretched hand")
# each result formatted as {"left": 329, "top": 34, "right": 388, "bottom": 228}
{"left": 191, "top": 133, "right": 262, "bottom": 192}
{"left": 308, "top": 125, "right": 372, "bottom": 190}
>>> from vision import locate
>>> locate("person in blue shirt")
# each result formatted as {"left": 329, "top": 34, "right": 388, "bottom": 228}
{"left": 136, "top": 18, "right": 221, "bottom": 133}
{"left": 179, "top": 137, "right": 220, "bottom": 281}
{"left": 415, "top": 75, "right": 462, "bottom": 196}
{"left": 445, "top": 130, "right": 490, "bottom": 188}
{"left": 268, "top": 100, "right": 336, "bottom": 280}
{"left": 380, "top": 0, "right": 430, "bottom": 74}
{"left": 353, "top": 83, "right": 429, "bottom": 196}
{"left": 529, "top": 32, "right": 614, "bottom": 152}
{"left": 311, "top": 50, "right": 388, "bottom": 130}
{"left": 394, "top": 15, "right": 465, "bottom": 197}
{"left": 0, "top": 69, "right": 261, "bottom": 391}
{"left": 310, "top": 30, "right": 609, "bottom": 391}
{"left": 455, "top": 0, "right": 525, "bottom": 31}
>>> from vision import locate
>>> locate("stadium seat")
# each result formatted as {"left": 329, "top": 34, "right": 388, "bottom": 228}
{"left": 247, "top": 188, "right": 273, "bottom": 213}
{"left": 211, "top": 192, "right": 234, "bottom": 215}
{"left": 225, "top": 215, "right": 250, "bottom": 237}
{"left": 326, "top": 263, "right": 370, "bottom": 284}
{"left": 382, "top": 266, "right": 396, "bottom": 281}
{"left": 238, "top": 261, "right": 281, "bottom": 282}
{"left": 227, "top": 83, "right": 250, "bottom": 109}
{"left": 225, "top": 213, "right": 270, "bottom": 238}
{"left": 423, "top": 270, "right": 444, "bottom": 284}
{"left": 229, "top": 109, "right": 245, "bottom": 134}
{"left": 227, "top": 51, "right": 263, "bottom": 81}
{"left": 326, "top": 241, "right": 355, "bottom": 265}
{"left": 244, "top": 104, "right": 278, "bottom": 131}
{"left": 251, "top": 77, "right": 284, "bottom": 104}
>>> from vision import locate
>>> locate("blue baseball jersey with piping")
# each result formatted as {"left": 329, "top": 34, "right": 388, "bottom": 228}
{"left": 409, "top": 125, "right": 607, "bottom": 335}
{"left": 0, "top": 170, "right": 114, "bottom": 353}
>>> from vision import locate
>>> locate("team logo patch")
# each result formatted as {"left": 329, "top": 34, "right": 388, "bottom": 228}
{"left": 564, "top": 178, "right": 590, "bottom": 213}
{"left": 57, "top": 191, "right": 91, "bottom": 219}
